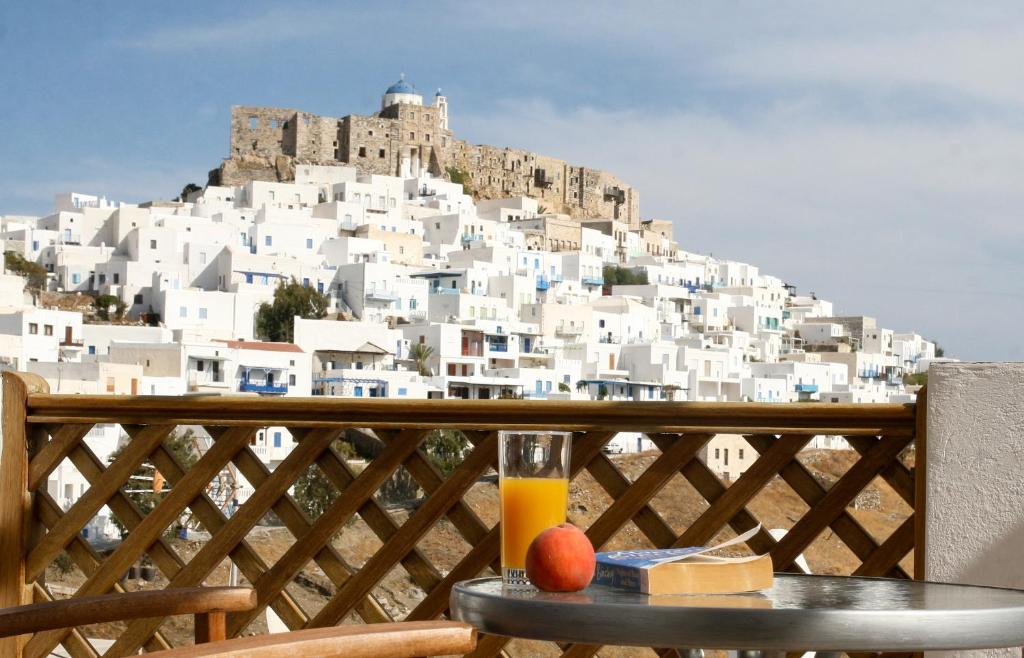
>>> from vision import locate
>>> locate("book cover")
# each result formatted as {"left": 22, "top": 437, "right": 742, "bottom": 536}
{"left": 592, "top": 525, "right": 774, "bottom": 595}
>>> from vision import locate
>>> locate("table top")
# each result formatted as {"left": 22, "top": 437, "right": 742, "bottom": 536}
{"left": 450, "top": 574, "right": 1024, "bottom": 651}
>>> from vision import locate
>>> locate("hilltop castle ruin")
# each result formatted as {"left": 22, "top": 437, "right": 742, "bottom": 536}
{"left": 210, "top": 75, "right": 640, "bottom": 227}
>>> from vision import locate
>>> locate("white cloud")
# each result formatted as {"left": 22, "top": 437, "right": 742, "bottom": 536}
{"left": 116, "top": 8, "right": 343, "bottom": 52}
{"left": 714, "top": 28, "right": 1024, "bottom": 109}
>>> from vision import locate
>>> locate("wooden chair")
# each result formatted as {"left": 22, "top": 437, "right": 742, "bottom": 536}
{"left": 142, "top": 621, "right": 478, "bottom": 658}
{"left": 0, "top": 587, "right": 256, "bottom": 644}
{"left": 0, "top": 586, "right": 476, "bottom": 658}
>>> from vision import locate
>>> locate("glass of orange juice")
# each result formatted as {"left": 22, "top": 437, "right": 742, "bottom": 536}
{"left": 499, "top": 431, "right": 571, "bottom": 586}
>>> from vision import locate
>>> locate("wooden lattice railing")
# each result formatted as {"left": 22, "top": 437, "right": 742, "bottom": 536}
{"left": 0, "top": 372, "right": 926, "bottom": 657}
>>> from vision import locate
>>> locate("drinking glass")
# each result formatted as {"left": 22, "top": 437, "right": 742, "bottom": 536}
{"left": 498, "top": 431, "right": 571, "bottom": 586}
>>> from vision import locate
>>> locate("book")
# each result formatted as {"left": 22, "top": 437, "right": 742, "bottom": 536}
{"left": 591, "top": 525, "right": 774, "bottom": 595}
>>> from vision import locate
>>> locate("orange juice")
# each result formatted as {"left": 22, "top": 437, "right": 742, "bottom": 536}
{"left": 500, "top": 476, "right": 569, "bottom": 575}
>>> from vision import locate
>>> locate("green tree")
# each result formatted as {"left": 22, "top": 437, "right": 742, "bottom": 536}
{"left": 409, "top": 343, "right": 435, "bottom": 376}
{"left": 53, "top": 552, "right": 75, "bottom": 579}
{"left": 445, "top": 166, "right": 475, "bottom": 197}
{"left": 934, "top": 343, "right": 945, "bottom": 358}
{"left": 4, "top": 251, "right": 47, "bottom": 290}
{"left": 602, "top": 265, "right": 648, "bottom": 286}
{"left": 903, "top": 372, "right": 928, "bottom": 386}
{"left": 256, "top": 277, "right": 329, "bottom": 342}
{"left": 93, "top": 294, "right": 126, "bottom": 321}
{"left": 575, "top": 380, "right": 589, "bottom": 393}
{"left": 176, "top": 182, "right": 203, "bottom": 202}
{"left": 423, "top": 429, "right": 468, "bottom": 476}
{"left": 108, "top": 430, "right": 199, "bottom": 538}
{"left": 597, "top": 384, "right": 609, "bottom": 400}
{"left": 558, "top": 382, "right": 571, "bottom": 393}
{"left": 294, "top": 439, "right": 356, "bottom": 518}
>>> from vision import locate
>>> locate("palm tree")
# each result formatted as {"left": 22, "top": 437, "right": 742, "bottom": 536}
{"left": 409, "top": 343, "right": 434, "bottom": 376}
{"left": 575, "top": 380, "right": 589, "bottom": 393}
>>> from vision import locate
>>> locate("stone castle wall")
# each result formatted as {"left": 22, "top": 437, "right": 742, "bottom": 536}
{"left": 218, "top": 103, "right": 639, "bottom": 226}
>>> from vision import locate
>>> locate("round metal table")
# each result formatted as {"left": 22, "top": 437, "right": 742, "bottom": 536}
{"left": 450, "top": 574, "right": 1024, "bottom": 652}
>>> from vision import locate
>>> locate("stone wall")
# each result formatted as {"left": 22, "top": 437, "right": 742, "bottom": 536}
{"left": 230, "top": 106, "right": 298, "bottom": 159}
{"left": 220, "top": 102, "right": 640, "bottom": 225}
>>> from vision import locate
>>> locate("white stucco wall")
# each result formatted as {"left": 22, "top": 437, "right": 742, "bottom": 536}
{"left": 927, "top": 362, "right": 1024, "bottom": 658}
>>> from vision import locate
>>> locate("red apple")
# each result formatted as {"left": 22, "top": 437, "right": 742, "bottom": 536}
{"left": 525, "top": 523, "right": 596, "bottom": 592}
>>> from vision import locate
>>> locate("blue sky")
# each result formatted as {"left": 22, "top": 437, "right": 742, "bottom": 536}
{"left": 3, "top": 2, "right": 1023, "bottom": 360}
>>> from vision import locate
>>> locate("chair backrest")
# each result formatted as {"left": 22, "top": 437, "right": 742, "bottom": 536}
{"left": 141, "top": 620, "right": 478, "bottom": 658}
{"left": 0, "top": 587, "right": 255, "bottom": 640}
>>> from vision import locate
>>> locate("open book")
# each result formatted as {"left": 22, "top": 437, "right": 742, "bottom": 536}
{"left": 591, "top": 526, "right": 774, "bottom": 595}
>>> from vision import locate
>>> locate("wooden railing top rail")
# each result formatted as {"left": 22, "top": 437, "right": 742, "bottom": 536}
{"left": 24, "top": 394, "right": 916, "bottom": 435}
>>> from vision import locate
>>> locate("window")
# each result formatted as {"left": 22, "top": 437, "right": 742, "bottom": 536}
{"left": 28, "top": 323, "right": 38, "bottom": 335}
{"left": 289, "top": 374, "right": 296, "bottom": 386}
{"left": 724, "top": 448, "right": 729, "bottom": 466}
{"left": 306, "top": 238, "right": 313, "bottom": 249}
{"left": 303, "top": 277, "right": 310, "bottom": 287}
{"left": 106, "top": 377, "right": 115, "bottom": 393}
{"left": 98, "top": 274, "right": 106, "bottom": 284}
{"left": 599, "top": 319, "right": 605, "bottom": 328}
{"left": 358, "top": 146, "right": 366, "bottom": 157}
{"left": 715, "top": 448, "right": 720, "bottom": 459}
{"left": 268, "top": 191, "right": 275, "bottom": 201}
{"left": 198, "top": 308, "right": 208, "bottom": 320}
{"left": 378, "top": 149, "right": 386, "bottom": 158}
{"left": 113, "top": 273, "right": 120, "bottom": 284}
{"left": 179, "top": 306, "right": 187, "bottom": 318}
{"left": 150, "top": 240, "right": 157, "bottom": 249}
{"left": 199, "top": 252, "right": 207, "bottom": 265}
{"left": 425, "top": 133, "right": 431, "bottom": 142}
{"left": 88, "top": 345, "right": 96, "bottom": 355}
{"left": 44, "top": 325, "right": 53, "bottom": 336}
{"left": 273, "top": 432, "right": 282, "bottom": 448}
{"left": 398, "top": 387, "right": 407, "bottom": 396}
{"left": 265, "top": 235, "right": 272, "bottom": 246}
{"left": 409, "top": 132, "right": 415, "bottom": 140}
{"left": 354, "top": 386, "right": 364, "bottom": 397}
{"left": 71, "top": 273, "right": 80, "bottom": 284}
{"left": 739, "top": 448, "right": 745, "bottom": 460}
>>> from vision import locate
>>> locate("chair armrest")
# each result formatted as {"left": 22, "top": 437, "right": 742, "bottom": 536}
{"left": 142, "top": 620, "right": 478, "bottom": 658}
{"left": 0, "top": 587, "right": 255, "bottom": 638}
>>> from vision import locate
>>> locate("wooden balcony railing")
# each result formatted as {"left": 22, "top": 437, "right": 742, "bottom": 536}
{"left": 0, "top": 372, "right": 926, "bottom": 657}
